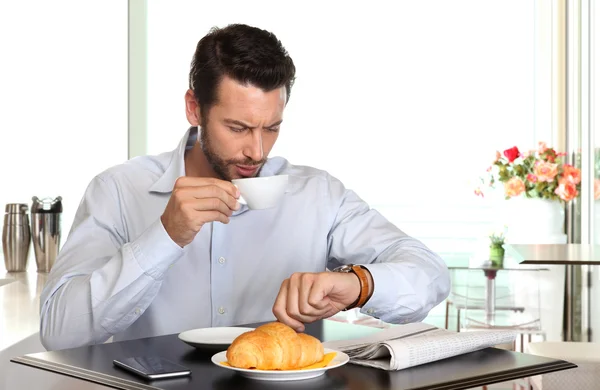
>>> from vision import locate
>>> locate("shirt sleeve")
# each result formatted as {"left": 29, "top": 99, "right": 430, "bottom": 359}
{"left": 39, "top": 174, "right": 184, "bottom": 351}
{"left": 325, "top": 175, "right": 450, "bottom": 324}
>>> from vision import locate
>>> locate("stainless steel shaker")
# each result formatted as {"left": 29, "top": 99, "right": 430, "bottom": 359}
{"left": 31, "top": 196, "right": 62, "bottom": 273}
{"left": 2, "top": 203, "right": 31, "bottom": 272}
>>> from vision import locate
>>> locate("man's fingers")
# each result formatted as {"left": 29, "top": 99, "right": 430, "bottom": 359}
{"left": 274, "top": 273, "right": 349, "bottom": 333}
{"left": 194, "top": 183, "right": 240, "bottom": 208}
{"left": 307, "top": 277, "right": 340, "bottom": 321}
{"left": 185, "top": 198, "right": 234, "bottom": 217}
{"left": 199, "top": 210, "right": 230, "bottom": 225}
{"left": 286, "top": 275, "right": 312, "bottom": 325}
{"left": 307, "top": 276, "right": 332, "bottom": 311}
{"left": 272, "top": 280, "right": 288, "bottom": 316}
{"left": 287, "top": 274, "right": 328, "bottom": 325}
{"left": 298, "top": 275, "right": 312, "bottom": 315}
{"left": 180, "top": 185, "right": 239, "bottom": 211}
{"left": 273, "top": 281, "right": 304, "bottom": 332}
{"left": 175, "top": 177, "right": 239, "bottom": 198}
{"left": 300, "top": 275, "right": 330, "bottom": 315}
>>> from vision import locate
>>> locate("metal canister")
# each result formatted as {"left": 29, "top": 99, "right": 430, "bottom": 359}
{"left": 2, "top": 203, "right": 31, "bottom": 272}
{"left": 31, "top": 196, "right": 62, "bottom": 273}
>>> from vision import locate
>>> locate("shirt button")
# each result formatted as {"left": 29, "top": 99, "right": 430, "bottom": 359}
{"left": 218, "top": 257, "right": 226, "bottom": 264}
{"left": 367, "top": 308, "right": 375, "bottom": 315}
{"left": 218, "top": 306, "right": 226, "bottom": 315}
{"left": 135, "top": 308, "right": 141, "bottom": 315}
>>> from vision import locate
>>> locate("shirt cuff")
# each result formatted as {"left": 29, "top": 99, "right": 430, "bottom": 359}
{"left": 130, "top": 219, "right": 185, "bottom": 280}
{"left": 359, "top": 263, "right": 397, "bottom": 319}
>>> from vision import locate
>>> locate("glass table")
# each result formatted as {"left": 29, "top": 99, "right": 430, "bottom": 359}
{"left": 443, "top": 253, "right": 548, "bottom": 331}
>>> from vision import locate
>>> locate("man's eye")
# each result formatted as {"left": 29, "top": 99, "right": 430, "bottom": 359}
{"left": 229, "top": 127, "right": 246, "bottom": 133}
{"left": 266, "top": 127, "right": 280, "bottom": 133}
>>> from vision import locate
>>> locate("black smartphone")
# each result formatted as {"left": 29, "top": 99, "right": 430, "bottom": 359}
{"left": 113, "top": 356, "right": 191, "bottom": 380}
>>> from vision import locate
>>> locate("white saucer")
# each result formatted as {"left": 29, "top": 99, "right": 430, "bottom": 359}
{"left": 178, "top": 327, "right": 255, "bottom": 350}
{"left": 211, "top": 348, "right": 349, "bottom": 381}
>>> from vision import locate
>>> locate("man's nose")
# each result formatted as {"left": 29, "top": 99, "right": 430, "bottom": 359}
{"left": 244, "top": 129, "right": 263, "bottom": 162}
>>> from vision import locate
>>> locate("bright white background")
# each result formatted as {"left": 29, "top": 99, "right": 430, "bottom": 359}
{"left": 145, "top": 0, "right": 551, "bottom": 255}
{"left": 0, "top": 1, "right": 128, "bottom": 260}
{"left": 0, "top": 0, "right": 567, "bottom": 342}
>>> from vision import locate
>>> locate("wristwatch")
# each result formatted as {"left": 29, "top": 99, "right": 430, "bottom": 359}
{"left": 331, "top": 264, "right": 372, "bottom": 311}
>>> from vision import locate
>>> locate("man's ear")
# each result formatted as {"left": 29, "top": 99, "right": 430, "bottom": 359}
{"left": 184, "top": 89, "right": 202, "bottom": 126}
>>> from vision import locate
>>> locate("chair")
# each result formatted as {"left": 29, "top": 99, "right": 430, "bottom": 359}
{"left": 446, "top": 293, "right": 526, "bottom": 332}
{"left": 445, "top": 268, "right": 527, "bottom": 331}
{"left": 459, "top": 267, "right": 546, "bottom": 353}
{"left": 526, "top": 342, "right": 600, "bottom": 390}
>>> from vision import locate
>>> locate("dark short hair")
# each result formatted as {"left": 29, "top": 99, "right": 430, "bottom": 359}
{"left": 189, "top": 24, "right": 296, "bottom": 117}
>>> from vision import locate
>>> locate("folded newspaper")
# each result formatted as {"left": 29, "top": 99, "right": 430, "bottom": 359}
{"left": 322, "top": 322, "right": 517, "bottom": 371}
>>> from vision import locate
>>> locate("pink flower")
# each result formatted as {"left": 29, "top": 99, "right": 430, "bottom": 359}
{"left": 474, "top": 188, "right": 484, "bottom": 198}
{"left": 504, "top": 177, "right": 525, "bottom": 197}
{"left": 526, "top": 174, "right": 538, "bottom": 183}
{"left": 534, "top": 161, "right": 559, "bottom": 182}
{"left": 555, "top": 178, "right": 578, "bottom": 202}
{"left": 595, "top": 179, "right": 600, "bottom": 201}
{"left": 486, "top": 166, "right": 492, "bottom": 173}
{"left": 561, "top": 164, "right": 581, "bottom": 185}
{"left": 538, "top": 141, "right": 548, "bottom": 154}
{"left": 495, "top": 151, "right": 501, "bottom": 162}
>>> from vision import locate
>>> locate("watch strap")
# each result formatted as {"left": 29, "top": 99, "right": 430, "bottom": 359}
{"left": 343, "top": 265, "right": 371, "bottom": 311}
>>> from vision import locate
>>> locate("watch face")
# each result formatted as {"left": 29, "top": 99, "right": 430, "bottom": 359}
{"left": 333, "top": 264, "right": 353, "bottom": 273}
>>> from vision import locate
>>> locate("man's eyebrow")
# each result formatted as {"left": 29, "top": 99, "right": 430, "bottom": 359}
{"left": 266, "top": 120, "right": 283, "bottom": 128}
{"left": 224, "top": 118, "right": 253, "bottom": 128}
{"left": 223, "top": 118, "right": 283, "bottom": 128}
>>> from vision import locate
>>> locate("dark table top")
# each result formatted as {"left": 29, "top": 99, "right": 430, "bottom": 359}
{"left": 11, "top": 320, "right": 576, "bottom": 390}
{"left": 505, "top": 244, "right": 600, "bottom": 265}
{"left": 441, "top": 253, "right": 548, "bottom": 271}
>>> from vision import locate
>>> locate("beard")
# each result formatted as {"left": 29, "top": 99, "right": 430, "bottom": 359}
{"left": 199, "top": 124, "right": 266, "bottom": 181}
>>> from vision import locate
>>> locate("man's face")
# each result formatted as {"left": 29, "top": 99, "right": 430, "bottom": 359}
{"left": 191, "top": 76, "right": 286, "bottom": 181}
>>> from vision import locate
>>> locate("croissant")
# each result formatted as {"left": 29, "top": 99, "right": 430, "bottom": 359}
{"left": 226, "top": 322, "right": 324, "bottom": 370}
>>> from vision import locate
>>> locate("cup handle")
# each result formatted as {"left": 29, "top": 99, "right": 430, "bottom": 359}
{"left": 233, "top": 185, "right": 247, "bottom": 206}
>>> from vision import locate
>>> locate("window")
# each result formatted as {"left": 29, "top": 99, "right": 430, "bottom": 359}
{"left": 144, "top": 0, "right": 550, "bottom": 257}
{"left": 0, "top": 1, "right": 128, "bottom": 245}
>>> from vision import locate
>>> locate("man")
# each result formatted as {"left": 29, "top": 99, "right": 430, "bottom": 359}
{"left": 40, "top": 24, "right": 450, "bottom": 351}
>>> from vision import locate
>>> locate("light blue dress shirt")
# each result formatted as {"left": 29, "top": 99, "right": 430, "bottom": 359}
{"left": 40, "top": 127, "right": 450, "bottom": 351}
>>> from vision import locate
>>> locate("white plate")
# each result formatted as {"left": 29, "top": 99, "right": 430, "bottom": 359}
{"left": 210, "top": 348, "right": 349, "bottom": 381}
{"left": 178, "top": 327, "right": 255, "bottom": 350}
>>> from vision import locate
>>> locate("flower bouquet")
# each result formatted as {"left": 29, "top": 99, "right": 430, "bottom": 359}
{"left": 475, "top": 142, "right": 581, "bottom": 202}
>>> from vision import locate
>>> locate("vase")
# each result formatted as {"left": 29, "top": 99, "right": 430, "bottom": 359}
{"left": 489, "top": 246, "right": 505, "bottom": 267}
{"left": 497, "top": 195, "right": 566, "bottom": 343}
{"left": 500, "top": 196, "right": 567, "bottom": 245}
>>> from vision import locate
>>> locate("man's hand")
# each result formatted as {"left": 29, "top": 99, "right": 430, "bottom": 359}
{"left": 161, "top": 177, "right": 240, "bottom": 247}
{"left": 272, "top": 271, "right": 362, "bottom": 332}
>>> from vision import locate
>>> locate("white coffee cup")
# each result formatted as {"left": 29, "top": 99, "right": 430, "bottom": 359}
{"left": 231, "top": 175, "right": 289, "bottom": 210}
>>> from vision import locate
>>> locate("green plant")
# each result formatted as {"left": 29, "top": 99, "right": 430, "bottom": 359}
{"left": 489, "top": 232, "right": 505, "bottom": 248}
{"left": 489, "top": 232, "right": 505, "bottom": 267}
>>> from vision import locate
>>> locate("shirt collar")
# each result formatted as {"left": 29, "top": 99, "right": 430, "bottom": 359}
{"left": 148, "top": 127, "right": 197, "bottom": 194}
{"left": 149, "top": 127, "right": 288, "bottom": 194}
